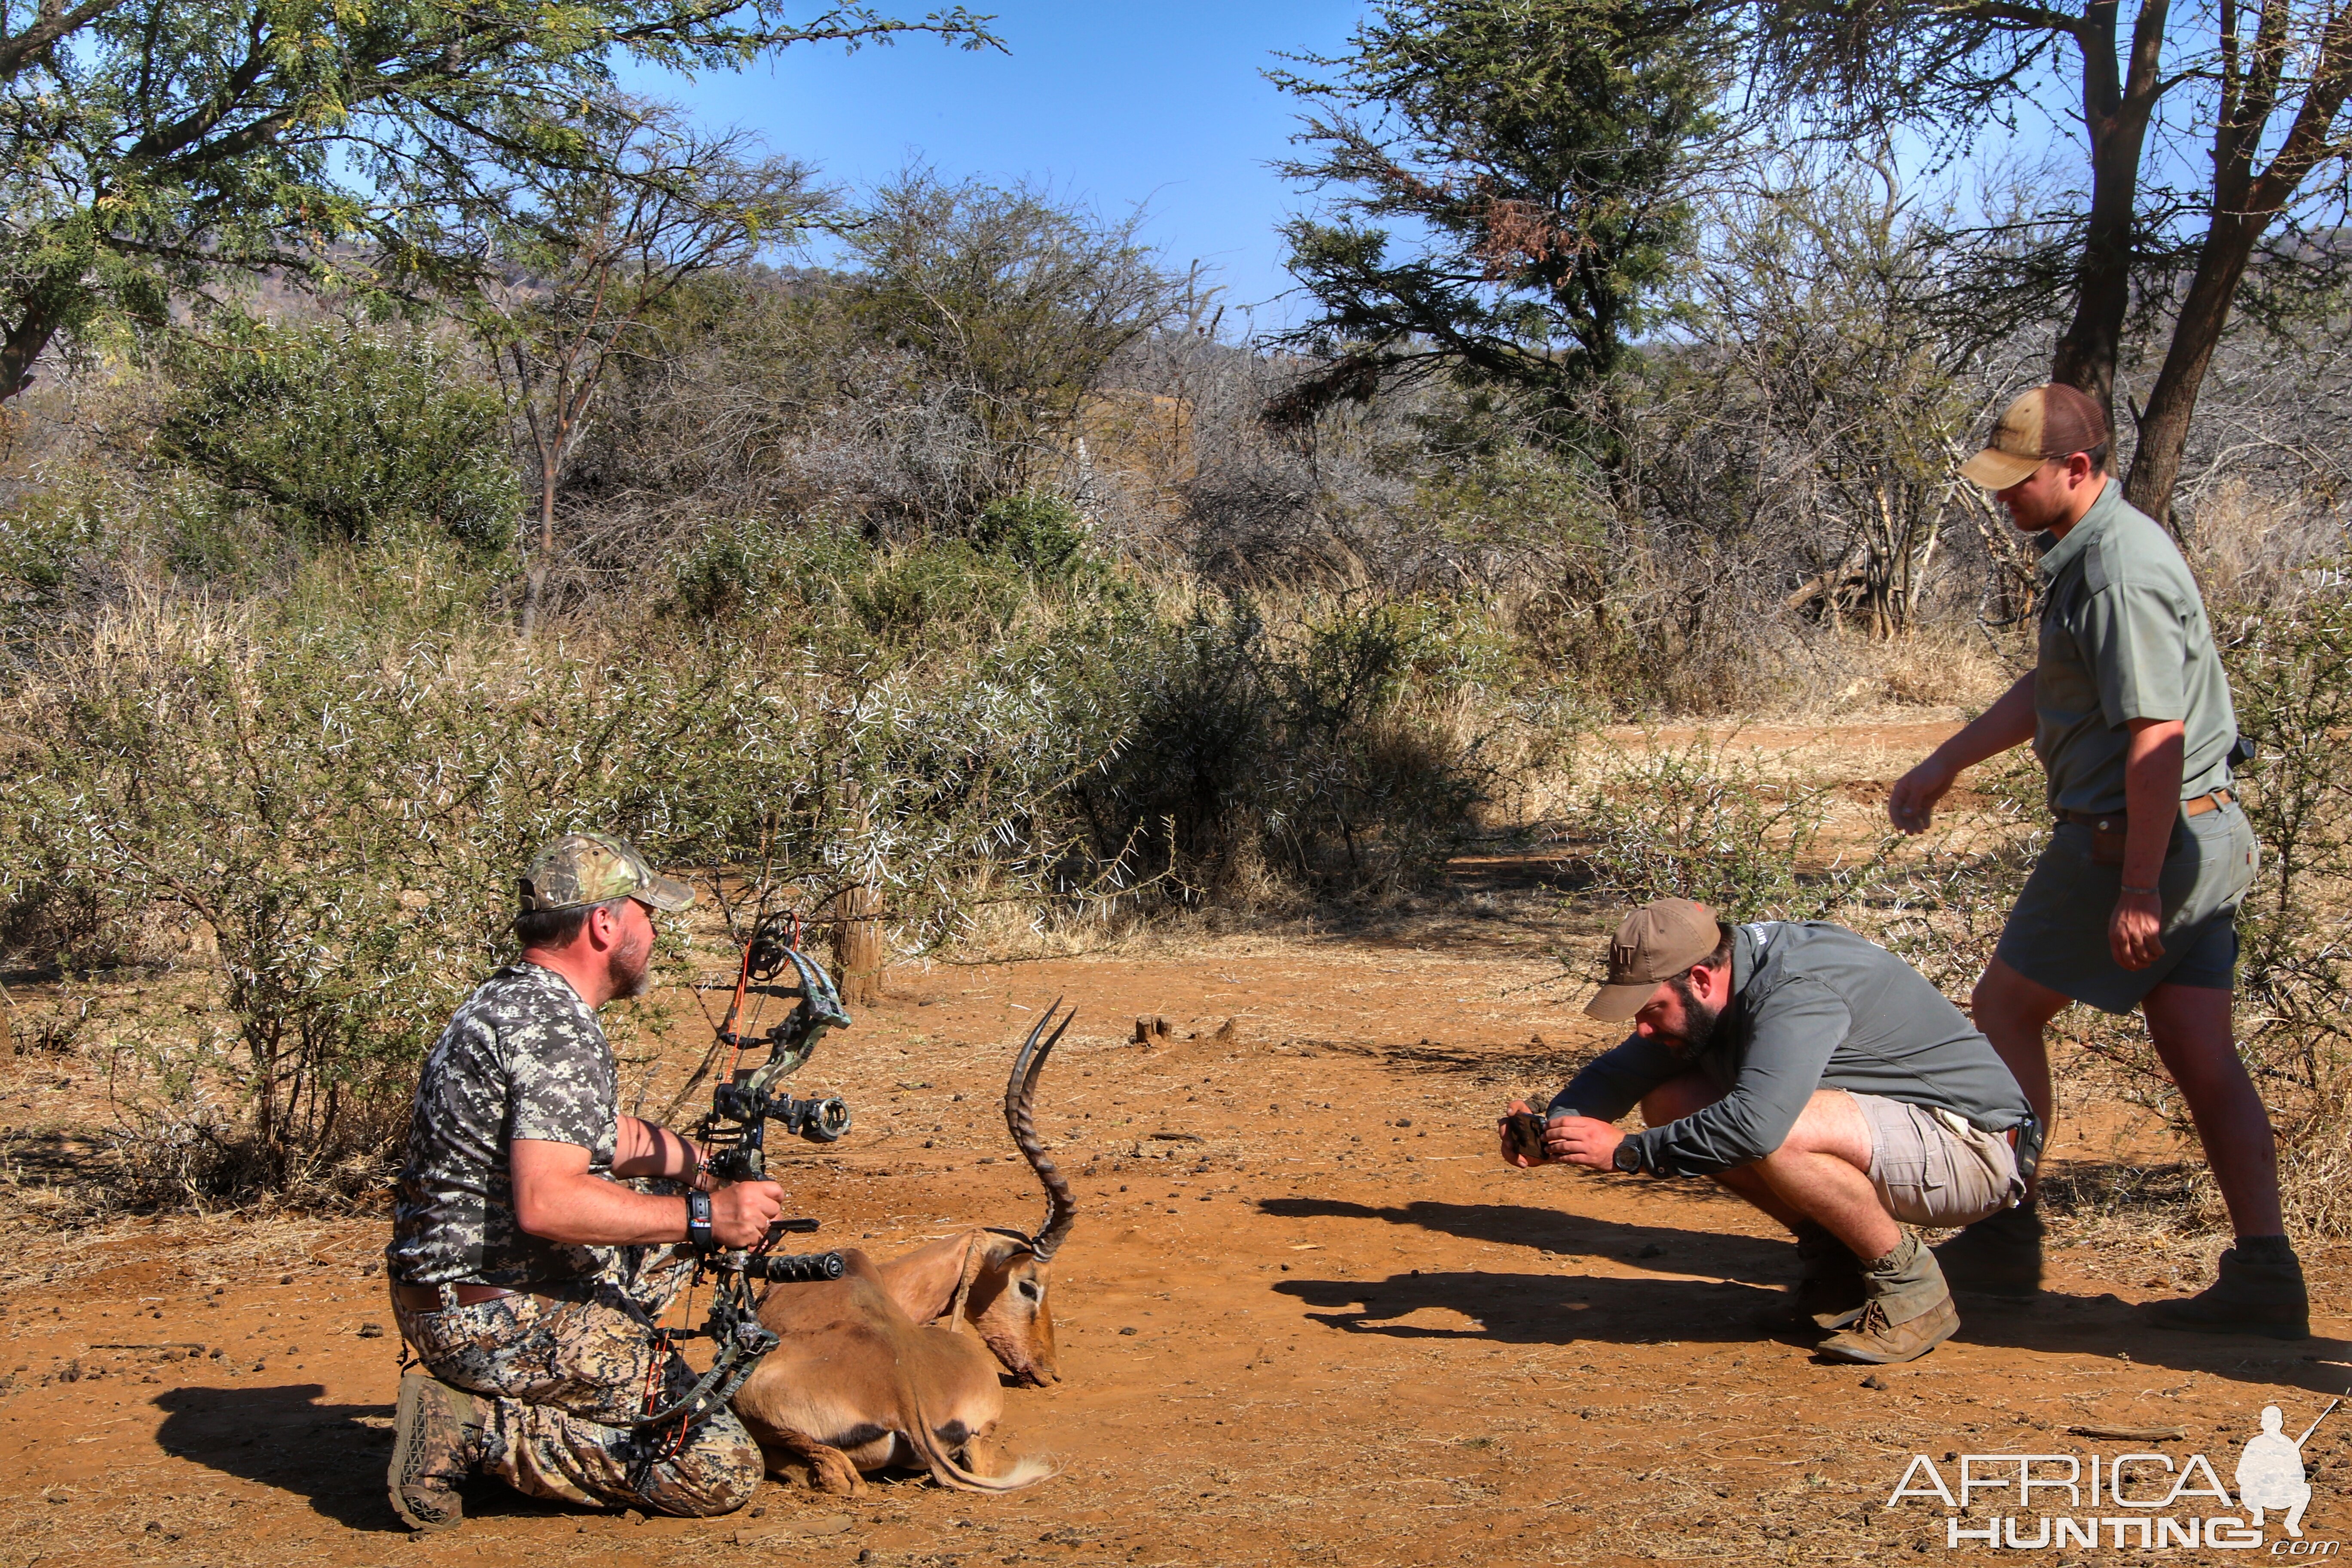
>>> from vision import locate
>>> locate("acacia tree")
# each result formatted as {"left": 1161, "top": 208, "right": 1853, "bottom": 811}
{"left": 842, "top": 171, "right": 1196, "bottom": 523}
{"left": 0, "top": 0, "right": 991, "bottom": 397}
{"left": 462, "top": 105, "right": 817, "bottom": 631}
{"left": 1696, "top": 159, "right": 1984, "bottom": 638}
{"left": 1753, "top": 0, "right": 2352, "bottom": 520}
{"left": 1266, "top": 0, "right": 1730, "bottom": 441}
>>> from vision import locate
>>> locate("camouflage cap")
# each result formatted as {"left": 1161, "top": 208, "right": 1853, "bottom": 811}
{"left": 517, "top": 833, "right": 695, "bottom": 915}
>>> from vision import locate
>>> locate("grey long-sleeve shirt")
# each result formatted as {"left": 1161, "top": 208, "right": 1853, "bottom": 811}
{"left": 1547, "top": 922, "right": 2030, "bottom": 1178}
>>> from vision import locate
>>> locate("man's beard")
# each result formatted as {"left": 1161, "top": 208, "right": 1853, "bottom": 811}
{"left": 1658, "top": 976, "right": 1723, "bottom": 1054}
{"left": 608, "top": 934, "right": 653, "bottom": 1000}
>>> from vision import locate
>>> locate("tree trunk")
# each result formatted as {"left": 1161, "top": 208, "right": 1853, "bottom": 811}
{"left": 2124, "top": 0, "right": 2352, "bottom": 521}
{"left": 2121, "top": 211, "right": 2265, "bottom": 523}
{"left": 2049, "top": 0, "right": 2171, "bottom": 434}
{"left": 832, "top": 882, "right": 886, "bottom": 1008}
{"left": 518, "top": 460, "right": 558, "bottom": 637}
{"left": 0, "top": 293, "right": 67, "bottom": 401}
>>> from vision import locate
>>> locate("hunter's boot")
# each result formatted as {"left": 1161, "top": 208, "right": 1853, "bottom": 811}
{"left": 1932, "top": 1198, "right": 2044, "bottom": 1300}
{"left": 2150, "top": 1236, "right": 2309, "bottom": 1341}
{"left": 1791, "top": 1222, "right": 1867, "bottom": 1331}
{"left": 1818, "top": 1233, "right": 1961, "bottom": 1366}
{"left": 389, "top": 1371, "right": 487, "bottom": 1533}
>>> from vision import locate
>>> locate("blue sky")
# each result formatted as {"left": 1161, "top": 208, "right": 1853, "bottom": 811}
{"left": 626, "top": 2, "right": 1370, "bottom": 329}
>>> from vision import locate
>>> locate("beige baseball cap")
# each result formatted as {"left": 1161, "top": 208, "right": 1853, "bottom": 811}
{"left": 517, "top": 832, "right": 695, "bottom": 915}
{"left": 1958, "top": 384, "right": 2110, "bottom": 490}
{"left": 1584, "top": 898, "right": 1721, "bottom": 1021}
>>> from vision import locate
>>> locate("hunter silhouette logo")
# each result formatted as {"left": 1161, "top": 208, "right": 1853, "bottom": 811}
{"left": 2238, "top": 1400, "right": 2334, "bottom": 1539}
{"left": 1886, "top": 1397, "right": 2340, "bottom": 1551}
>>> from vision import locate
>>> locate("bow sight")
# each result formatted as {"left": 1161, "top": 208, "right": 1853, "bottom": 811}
{"left": 697, "top": 921, "right": 854, "bottom": 1182}
{"left": 634, "top": 919, "right": 857, "bottom": 1431}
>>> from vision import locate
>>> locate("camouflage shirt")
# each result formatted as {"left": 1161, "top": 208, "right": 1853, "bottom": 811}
{"left": 388, "top": 962, "right": 619, "bottom": 1288}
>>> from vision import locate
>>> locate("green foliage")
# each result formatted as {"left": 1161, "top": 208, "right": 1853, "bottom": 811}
{"left": 973, "top": 494, "right": 1091, "bottom": 581}
{"left": 0, "top": 545, "right": 1150, "bottom": 1198}
{"left": 155, "top": 325, "right": 518, "bottom": 550}
{"left": 0, "top": 0, "right": 992, "bottom": 403}
{"left": 1850, "top": 753, "right": 2049, "bottom": 998}
{"left": 850, "top": 541, "right": 1033, "bottom": 636}
{"left": 664, "top": 513, "right": 1133, "bottom": 643}
{"left": 843, "top": 172, "right": 1194, "bottom": 512}
{"left": 2224, "top": 594, "right": 2352, "bottom": 1235}
{"left": 1077, "top": 593, "right": 1495, "bottom": 897}
{"left": 661, "top": 520, "right": 867, "bottom": 624}
{"left": 1268, "top": 0, "right": 1725, "bottom": 432}
{"left": 1572, "top": 735, "right": 1839, "bottom": 918}
{"left": 1684, "top": 159, "right": 1980, "bottom": 638}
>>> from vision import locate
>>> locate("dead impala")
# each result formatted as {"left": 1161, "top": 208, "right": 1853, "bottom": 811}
{"left": 729, "top": 1002, "right": 1076, "bottom": 1493}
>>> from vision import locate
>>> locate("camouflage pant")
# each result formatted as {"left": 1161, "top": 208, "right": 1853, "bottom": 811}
{"left": 390, "top": 1250, "right": 764, "bottom": 1517}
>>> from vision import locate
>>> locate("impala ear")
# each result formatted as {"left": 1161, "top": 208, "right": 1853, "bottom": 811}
{"left": 947, "top": 1231, "right": 990, "bottom": 1333}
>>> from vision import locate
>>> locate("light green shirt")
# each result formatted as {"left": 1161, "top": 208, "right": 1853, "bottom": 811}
{"left": 2032, "top": 480, "right": 2236, "bottom": 817}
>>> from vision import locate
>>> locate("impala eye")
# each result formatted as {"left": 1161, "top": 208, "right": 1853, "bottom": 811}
{"left": 1019, "top": 1281, "right": 1042, "bottom": 1301}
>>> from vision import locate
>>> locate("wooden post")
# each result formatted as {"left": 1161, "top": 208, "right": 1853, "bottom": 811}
{"left": 832, "top": 778, "right": 885, "bottom": 1007}
{"left": 833, "top": 881, "right": 885, "bottom": 1008}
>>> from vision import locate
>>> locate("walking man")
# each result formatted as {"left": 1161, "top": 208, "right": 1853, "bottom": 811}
{"left": 1888, "top": 383, "right": 2297, "bottom": 1336}
{"left": 1500, "top": 899, "right": 2038, "bottom": 1365}
{"left": 383, "top": 833, "right": 785, "bottom": 1531}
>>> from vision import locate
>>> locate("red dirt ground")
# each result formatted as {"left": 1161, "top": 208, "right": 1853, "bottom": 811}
{"left": 3, "top": 726, "right": 2346, "bottom": 1566}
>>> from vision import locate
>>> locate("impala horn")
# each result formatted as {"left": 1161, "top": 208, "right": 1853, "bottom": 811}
{"left": 1004, "top": 999, "right": 1077, "bottom": 1262}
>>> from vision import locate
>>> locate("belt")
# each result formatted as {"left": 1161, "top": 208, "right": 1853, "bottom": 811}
{"left": 2057, "top": 788, "right": 2233, "bottom": 833}
{"left": 391, "top": 1282, "right": 532, "bottom": 1311}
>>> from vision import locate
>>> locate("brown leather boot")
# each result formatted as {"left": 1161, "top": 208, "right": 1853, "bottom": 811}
{"left": 1819, "top": 1234, "right": 1960, "bottom": 1365}
{"left": 1932, "top": 1199, "right": 2043, "bottom": 1300}
{"left": 389, "top": 1372, "right": 485, "bottom": 1533}
{"left": 2150, "top": 1239, "right": 2309, "bottom": 1341}
{"left": 1791, "top": 1223, "right": 1866, "bottom": 1330}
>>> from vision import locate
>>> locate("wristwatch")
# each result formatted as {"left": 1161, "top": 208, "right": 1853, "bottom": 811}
{"left": 686, "top": 1188, "right": 714, "bottom": 1250}
{"left": 1611, "top": 1140, "right": 1644, "bottom": 1175}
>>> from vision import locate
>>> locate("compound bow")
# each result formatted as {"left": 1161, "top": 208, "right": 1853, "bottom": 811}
{"left": 636, "top": 915, "right": 857, "bottom": 1431}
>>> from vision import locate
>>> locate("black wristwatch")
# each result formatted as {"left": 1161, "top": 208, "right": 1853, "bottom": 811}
{"left": 686, "top": 1188, "right": 714, "bottom": 1250}
{"left": 1611, "top": 1140, "right": 1644, "bottom": 1174}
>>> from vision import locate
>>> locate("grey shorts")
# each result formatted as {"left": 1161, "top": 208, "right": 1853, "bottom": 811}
{"left": 1994, "top": 799, "right": 2258, "bottom": 1014}
{"left": 1850, "top": 1092, "right": 2024, "bottom": 1228}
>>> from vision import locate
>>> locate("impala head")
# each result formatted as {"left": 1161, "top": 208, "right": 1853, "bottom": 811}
{"left": 957, "top": 1001, "right": 1076, "bottom": 1387}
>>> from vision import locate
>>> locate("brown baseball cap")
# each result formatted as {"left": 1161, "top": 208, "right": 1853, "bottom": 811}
{"left": 1583, "top": 898, "right": 1722, "bottom": 1021}
{"left": 1958, "top": 384, "right": 2109, "bottom": 490}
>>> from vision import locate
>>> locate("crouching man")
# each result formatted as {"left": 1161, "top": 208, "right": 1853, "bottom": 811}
{"left": 1501, "top": 899, "right": 2040, "bottom": 1365}
{"left": 383, "top": 833, "right": 785, "bottom": 1531}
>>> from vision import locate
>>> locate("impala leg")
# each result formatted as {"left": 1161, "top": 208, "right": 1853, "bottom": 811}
{"left": 956, "top": 1431, "right": 1001, "bottom": 1480}
{"left": 760, "top": 1429, "right": 867, "bottom": 1497}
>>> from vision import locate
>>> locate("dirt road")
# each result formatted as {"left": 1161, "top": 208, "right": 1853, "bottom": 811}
{"left": 3, "top": 918, "right": 2346, "bottom": 1567}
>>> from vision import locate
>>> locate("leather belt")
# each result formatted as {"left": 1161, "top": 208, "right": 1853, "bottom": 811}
{"left": 391, "top": 1282, "right": 527, "bottom": 1311}
{"left": 2057, "top": 787, "right": 2233, "bottom": 833}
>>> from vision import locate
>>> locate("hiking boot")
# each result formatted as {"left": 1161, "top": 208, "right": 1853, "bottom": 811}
{"left": 1791, "top": 1223, "right": 1866, "bottom": 1330}
{"left": 2150, "top": 1237, "right": 2309, "bottom": 1341}
{"left": 389, "top": 1372, "right": 485, "bottom": 1533}
{"left": 1932, "top": 1200, "right": 2043, "bottom": 1300}
{"left": 1819, "top": 1234, "right": 1960, "bottom": 1365}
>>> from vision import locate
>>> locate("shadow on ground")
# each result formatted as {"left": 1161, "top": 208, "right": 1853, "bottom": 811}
{"left": 154, "top": 1384, "right": 406, "bottom": 1531}
{"left": 1258, "top": 1196, "right": 2352, "bottom": 1396}
{"left": 152, "top": 1384, "right": 575, "bottom": 1532}
{"left": 1276, "top": 1269, "right": 1792, "bottom": 1348}
{"left": 1258, "top": 1196, "right": 1788, "bottom": 1283}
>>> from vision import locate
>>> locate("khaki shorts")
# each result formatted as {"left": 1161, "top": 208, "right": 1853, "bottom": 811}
{"left": 1849, "top": 1092, "right": 2024, "bottom": 1228}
